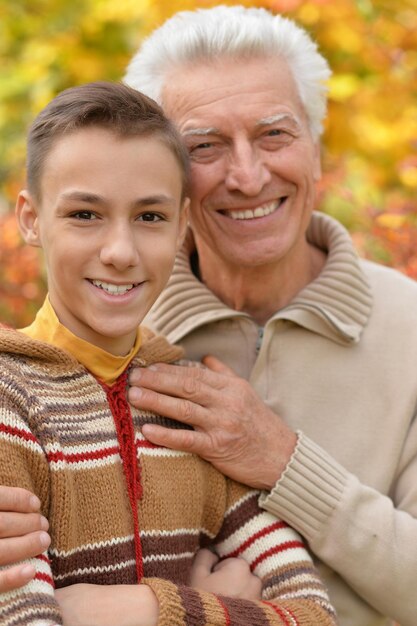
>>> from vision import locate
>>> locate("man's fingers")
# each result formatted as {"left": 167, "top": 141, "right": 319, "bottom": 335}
{"left": 129, "top": 361, "right": 226, "bottom": 399}
{"left": 0, "top": 530, "right": 51, "bottom": 566}
{"left": 0, "top": 486, "right": 41, "bottom": 513}
{"left": 0, "top": 563, "right": 36, "bottom": 593}
{"left": 141, "top": 423, "right": 206, "bottom": 454}
{"left": 129, "top": 386, "right": 208, "bottom": 429}
{"left": 202, "top": 355, "right": 237, "bottom": 376}
{"left": 129, "top": 362, "right": 197, "bottom": 385}
{"left": 0, "top": 511, "right": 49, "bottom": 539}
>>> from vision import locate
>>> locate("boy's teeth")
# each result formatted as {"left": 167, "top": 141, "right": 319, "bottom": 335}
{"left": 92, "top": 280, "right": 134, "bottom": 295}
{"left": 229, "top": 200, "right": 280, "bottom": 220}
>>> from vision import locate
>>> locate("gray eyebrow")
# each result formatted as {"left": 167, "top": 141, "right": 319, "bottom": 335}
{"left": 181, "top": 114, "right": 301, "bottom": 137}
{"left": 182, "top": 127, "right": 220, "bottom": 137}
{"left": 257, "top": 113, "right": 301, "bottom": 128}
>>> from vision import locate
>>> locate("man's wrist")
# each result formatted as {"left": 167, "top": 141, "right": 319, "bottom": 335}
{"left": 259, "top": 428, "right": 298, "bottom": 490}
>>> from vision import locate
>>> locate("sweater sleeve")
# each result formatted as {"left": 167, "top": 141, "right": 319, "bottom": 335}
{"left": 144, "top": 482, "right": 337, "bottom": 626}
{"left": 259, "top": 430, "right": 417, "bottom": 626}
{"left": 0, "top": 384, "right": 63, "bottom": 626}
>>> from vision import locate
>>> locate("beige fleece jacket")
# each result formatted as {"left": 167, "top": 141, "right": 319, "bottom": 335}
{"left": 146, "top": 211, "right": 417, "bottom": 626}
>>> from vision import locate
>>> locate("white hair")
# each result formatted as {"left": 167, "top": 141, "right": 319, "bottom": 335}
{"left": 124, "top": 5, "right": 332, "bottom": 139}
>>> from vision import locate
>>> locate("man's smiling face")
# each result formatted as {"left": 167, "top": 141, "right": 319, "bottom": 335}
{"left": 162, "top": 55, "right": 321, "bottom": 272}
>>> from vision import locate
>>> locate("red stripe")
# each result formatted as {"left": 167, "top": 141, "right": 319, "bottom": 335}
{"left": 47, "top": 445, "right": 119, "bottom": 463}
{"left": 0, "top": 423, "right": 38, "bottom": 444}
{"left": 262, "top": 601, "right": 298, "bottom": 626}
{"left": 223, "top": 520, "right": 288, "bottom": 558}
{"left": 36, "top": 554, "right": 50, "bottom": 565}
{"left": 35, "top": 571, "right": 55, "bottom": 588}
{"left": 47, "top": 438, "right": 158, "bottom": 464}
{"left": 216, "top": 596, "right": 231, "bottom": 626}
{"left": 136, "top": 439, "right": 159, "bottom": 449}
{"left": 251, "top": 540, "right": 305, "bottom": 570}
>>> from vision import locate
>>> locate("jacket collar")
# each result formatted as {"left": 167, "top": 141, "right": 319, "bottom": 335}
{"left": 148, "top": 211, "right": 373, "bottom": 345}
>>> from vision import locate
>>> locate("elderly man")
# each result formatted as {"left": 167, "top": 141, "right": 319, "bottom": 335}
{"left": 2, "top": 6, "right": 417, "bottom": 626}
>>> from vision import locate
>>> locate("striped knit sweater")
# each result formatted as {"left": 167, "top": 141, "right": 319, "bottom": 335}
{"left": 0, "top": 325, "right": 337, "bottom": 626}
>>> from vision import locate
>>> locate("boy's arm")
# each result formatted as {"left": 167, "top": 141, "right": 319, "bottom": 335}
{"left": 205, "top": 485, "right": 337, "bottom": 625}
{"left": 0, "top": 399, "right": 62, "bottom": 624}
{"left": 56, "top": 489, "right": 337, "bottom": 626}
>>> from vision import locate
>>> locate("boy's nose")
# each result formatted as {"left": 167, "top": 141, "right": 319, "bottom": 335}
{"left": 99, "top": 224, "right": 139, "bottom": 270}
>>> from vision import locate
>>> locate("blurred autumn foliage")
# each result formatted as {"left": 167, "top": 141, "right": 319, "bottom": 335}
{"left": 0, "top": 0, "right": 416, "bottom": 327}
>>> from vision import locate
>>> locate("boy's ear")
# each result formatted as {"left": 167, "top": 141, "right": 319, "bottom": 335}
{"left": 177, "top": 197, "right": 190, "bottom": 250}
{"left": 16, "top": 190, "right": 42, "bottom": 247}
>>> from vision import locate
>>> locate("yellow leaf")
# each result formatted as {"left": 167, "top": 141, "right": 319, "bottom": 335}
{"left": 399, "top": 166, "right": 417, "bottom": 188}
{"left": 376, "top": 213, "right": 407, "bottom": 229}
{"left": 329, "top": 74, "right": 360, "bottom": 102}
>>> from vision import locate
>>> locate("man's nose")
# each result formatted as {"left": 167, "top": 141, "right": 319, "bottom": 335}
{"left": 99, "top": 223, "right": 139, "bottom": 270}
{"left": 225, "top": 142, "right": 271, "bottom": 196}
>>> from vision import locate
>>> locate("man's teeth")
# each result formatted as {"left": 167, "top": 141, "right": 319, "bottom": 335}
{"left": 91, "top": 280, "right": 135, "bottom": 295}
{"left": 228, "top": 200, "right": 281, "bottom": 221}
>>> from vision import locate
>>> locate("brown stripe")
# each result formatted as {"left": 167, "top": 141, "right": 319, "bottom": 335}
{"left": 52, "top": 537, "right": 136, "bottom": 579}
{"left": 177, "top": 585, "right": 207, "bottom": 626}
{"left": 263, "top": 562, "right": 324, "bottom": 596}
{"left": 142, "top": 529, "right": 211, "bottom": 557}
{"left": 143, "top": 554, "right": 194, "bottom": 584}
{"left": 1, "top": 594, "right": 61, "bottom": 623}
{"left": 216, "top": 492, "right": 260, "bottom": 543}
{"left": 219, "top": 595, "right": 270, "bottom": 626}
{"left": 55, "top": 561, "right": 138, "bottom": 587}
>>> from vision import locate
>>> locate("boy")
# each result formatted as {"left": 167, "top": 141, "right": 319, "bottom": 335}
{"left": 0, "top": 82, "right": 336, "bottom": 625}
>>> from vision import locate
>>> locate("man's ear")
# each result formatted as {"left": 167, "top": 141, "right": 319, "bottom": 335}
{"left": 16, "top": 190, "right": 42, "bottom": 247}
{"left": 177, "top": 197, "right": 190, "bottom": 250}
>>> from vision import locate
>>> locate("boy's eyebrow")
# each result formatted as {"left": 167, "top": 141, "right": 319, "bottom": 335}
{"left": 60, "top": 191, "right": 105, "bottom": 204}
{"left": 60, "top": 191, "right": 176, "bottom": 206}
{"left": 132, "top": 195, "right": 177, "bottom": 207}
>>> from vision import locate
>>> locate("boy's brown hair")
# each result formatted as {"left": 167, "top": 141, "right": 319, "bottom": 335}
{"left": 27, "top": 81, "right": 190, "bottom": 201}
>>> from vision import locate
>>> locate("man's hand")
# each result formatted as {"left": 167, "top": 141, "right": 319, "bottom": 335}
{"left": 56, "top": 583, "right": 159, "bottom": 626}
{"left": 190, "top": 549, "right": 262, "bottom": 600}
{"left": 128, "top": 356, "right": 297, "bottom": 489}
{"left": 0, "top": 486, "right": 51, "bottom": 592}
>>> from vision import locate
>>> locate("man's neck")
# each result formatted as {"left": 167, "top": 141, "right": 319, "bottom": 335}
{"left": 196, "top": 241, "right": 327, "bottom": 326}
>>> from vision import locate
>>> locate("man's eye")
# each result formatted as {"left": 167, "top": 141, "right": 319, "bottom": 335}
{"left": 189, "top": 142, "right": 214, "bottom": 153}
{"left": 267, "top": 129, "right": 284, "bottom": 137}
{"left": 71, "top": 211, "right": 96, "bottom": 220}
{"left": 137, "top": 213, "right": 162, "bottom": 222}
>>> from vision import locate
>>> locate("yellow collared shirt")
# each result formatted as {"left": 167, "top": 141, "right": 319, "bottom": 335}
{"left": 20, "top": 296, "right": 141, "bottom": 384}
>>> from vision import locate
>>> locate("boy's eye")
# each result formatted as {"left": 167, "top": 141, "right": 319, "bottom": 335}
{"left": 137, "top": 212, "right": 162, "bottom": 222}
{"left": 71, "top": 210, "right": 97, "bottom": 221}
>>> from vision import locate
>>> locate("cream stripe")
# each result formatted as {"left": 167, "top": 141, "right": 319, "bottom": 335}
{"left": 143, "top": 551, "right": 195, "bottom": 563}
{"left": 49, "top": 535, "right": 134, "bottom": 558}
{"left": 54, "top": 559, "right": 136, "bottom": 581}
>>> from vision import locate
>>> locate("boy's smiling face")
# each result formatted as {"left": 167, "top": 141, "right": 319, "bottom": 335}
{"left": 17, "top": 127, "right": 188, "bottom": 355}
